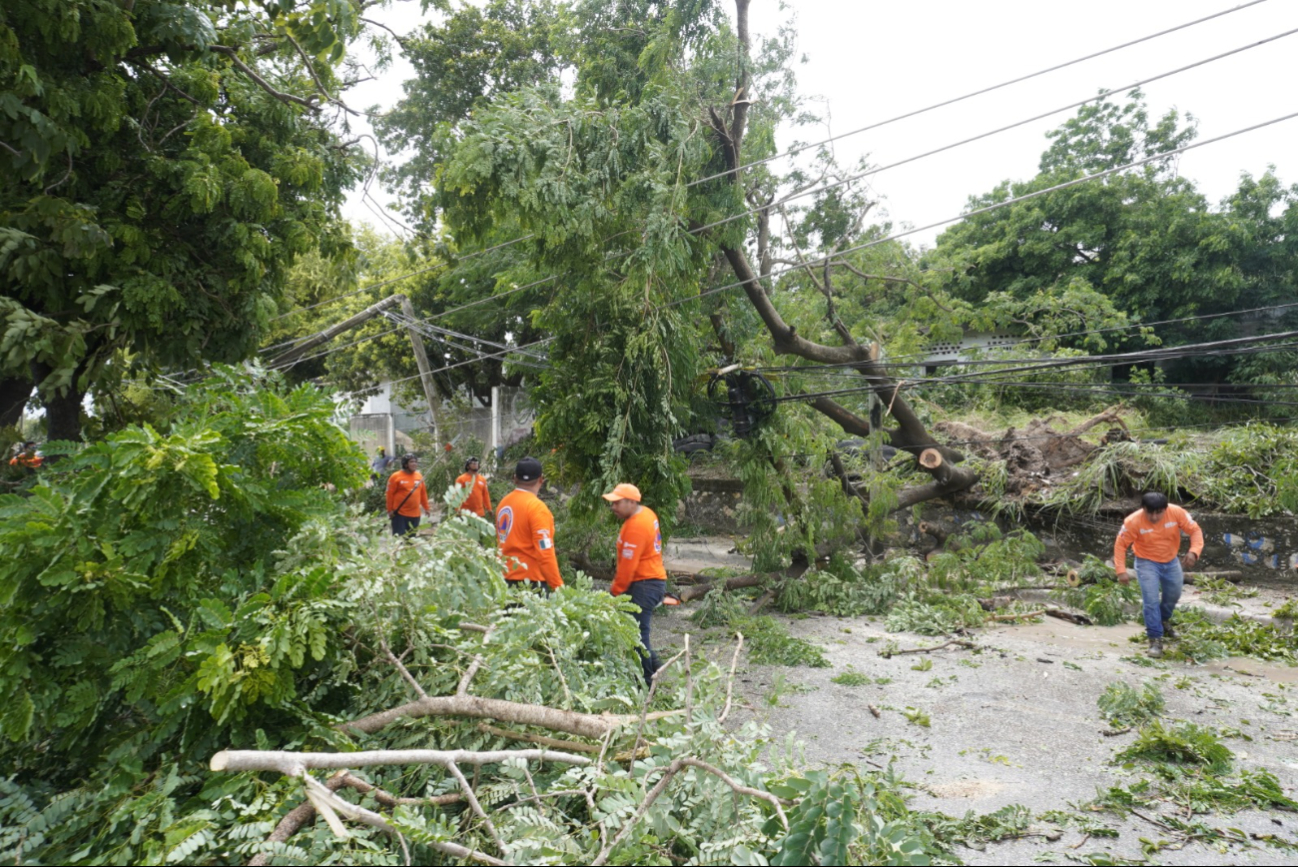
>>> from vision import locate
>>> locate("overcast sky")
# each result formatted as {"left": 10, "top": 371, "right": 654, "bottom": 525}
{"left": 343, "top": 0, "right": 1298, "bottom": 249}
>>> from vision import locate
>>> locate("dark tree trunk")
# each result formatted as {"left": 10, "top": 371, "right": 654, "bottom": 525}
{"left": 31, "top": 361, "right": 85, "bottom": 442}
{"left": 0, "top": 376, "right": 33, "bottom": 428}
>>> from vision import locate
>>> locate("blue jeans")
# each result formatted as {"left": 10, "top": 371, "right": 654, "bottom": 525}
{"left": 627, "top": 580, "right": 666, "bottom": 686}
{"left": 391, "top": 513, "right": 421, "bottom": 536}
{"left": 1134, "top": 556, "right": 1182, "bottom": 639}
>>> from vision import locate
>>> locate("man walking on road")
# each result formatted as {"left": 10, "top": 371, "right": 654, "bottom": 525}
{"left": 1113, "top": 491, "right": 1204, "bottom": 658}
{"left": 455, "top": 456, "right": 493, "bottom": 519}
{"left": 496, "top": 457, "right": 563, "bottom": 592}
{"left": 603, "top": 483, "right": 667, "bottom": 686}
{"left": 386, "top": 454, "right": 430, "bottom": 537}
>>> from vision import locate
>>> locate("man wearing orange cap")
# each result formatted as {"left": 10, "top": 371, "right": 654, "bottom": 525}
{"left": 496, "top": 457, "right": 563, "bottom": 592}
{"left": 603, "top": 483, "right": 667, "bottom": 686}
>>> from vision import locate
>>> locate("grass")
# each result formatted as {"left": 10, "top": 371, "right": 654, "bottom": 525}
{"left": 830, "top": 668, "right": 871, "bottom": 687}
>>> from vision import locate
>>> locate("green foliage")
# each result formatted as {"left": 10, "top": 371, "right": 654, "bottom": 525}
{"left": 1162, "top": 609, "right": 1298, "bottom": 664}
{"left": 1, "top": 0, "right": 369, "bottom": 437}
{"left": 1115, "top": 722, "right": 1234, "bottom": 775}
{"left": 1039, "top": 441, "right": 1197, "bottom": 516}
{"left": 926, "top": 90, "right": 1298, "bottom": 417}
{"left": 0, "top": 366, "right": 366, "bottom": 760}
{"left": 830, "top": 668, "right": 871, "bottom": 687}
{"left": 925, "top": 523, "right": 1045, "bottom": 591}
{"left": 1097, "top": 681, "right": 1165, "bottom": 729}
{"left": 885, "top": 592, "right": 988, "bottom": 636}
{"left": 776, "top": 551, "right": 914, "bottom": 617}
{"left": 1193, "top": 423, "right": 1298, "bottom": 517}
{"left": 769, "top": 768, "right": 939, "bottom": 866}
{"left": 734, "top": 616, "right": 830, "bottom": 669}
{"left": 931, "top": 803, "right": 1034, "bottom": 850}
{"left": 1054, "top": 564, "right": 1141, "bottom": 626}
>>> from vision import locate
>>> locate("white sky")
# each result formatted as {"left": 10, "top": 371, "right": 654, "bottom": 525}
{"left": 343, "top": 0, "right": 1298, "bottom": 250}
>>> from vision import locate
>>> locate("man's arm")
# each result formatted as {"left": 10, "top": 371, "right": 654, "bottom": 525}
{"left": 1179, "top": 508, "right": 1204, "bottom": 566}
{"left": 1113, "top": 523, "right": 1134, "bottom": 583}
{"left": 535, "top": 506, "right": 564, "bottom": 590}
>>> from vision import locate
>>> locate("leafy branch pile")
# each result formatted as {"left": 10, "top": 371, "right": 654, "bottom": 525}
{"left": 0, "top": 369, "right": 959, "bottom": 865}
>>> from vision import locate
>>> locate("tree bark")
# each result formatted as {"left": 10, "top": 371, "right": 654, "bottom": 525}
{"left": 0, "top": 376, "right": 32, "bottom": 429}
{"left": 31, "top": 360, "right": 84, "bottom": 442}
{"left": 709, "top": 0, "right": 977, "bottom": 510}
{"left": 339, "top": 692, "right": 637, "bottom": 740}
{"left": 211, "top": 747, "right": 591, "bottom": 776}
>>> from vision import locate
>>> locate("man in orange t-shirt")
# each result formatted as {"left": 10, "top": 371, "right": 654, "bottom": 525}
{"left": 455, "top": 456, "right": 493, "bottom": 519}
{"left": 385, "top": 454, "right": 430, "bottom": 537}
{"left": 8, "top": 442, "right": 42, "bottom": 472}
{"left": 603, "top": 483, "right": 667, "bottom": 686}
{"left": 1113, "top": 491, "right": 1204, "bottom": 658}
{"left": 495, "top": 457, "right": 563, "bottom": 592}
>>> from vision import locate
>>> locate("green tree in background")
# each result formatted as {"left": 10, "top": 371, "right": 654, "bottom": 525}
{"left": 0, "top": 0, "right": 370, "bottom": 440}
{"left": 926, "top": 92, "right": 1298, "bottom": 399}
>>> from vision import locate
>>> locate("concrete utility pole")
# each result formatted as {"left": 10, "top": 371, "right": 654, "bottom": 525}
{"left": 269, "top": 293, "right": 444, "bottom": 444}
{"left": 268, "top": 295, "right": 402, "bottom": 368}
{"left": 398, "top": 295, "right": 443, "bottom": 445}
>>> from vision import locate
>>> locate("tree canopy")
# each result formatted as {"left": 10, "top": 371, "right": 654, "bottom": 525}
{"left": 0, "top": 0, "right": 370, "bottom": 439}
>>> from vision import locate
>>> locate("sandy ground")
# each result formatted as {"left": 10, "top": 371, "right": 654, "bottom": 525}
{"left": 657, "top": 539, "right": 1298, "bottom": 865}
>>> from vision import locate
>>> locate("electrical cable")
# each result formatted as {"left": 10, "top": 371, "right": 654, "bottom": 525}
{"left": 382, "top": 310, "right": 550, "bottom": 362}
{"left": 686, "top": 0, "right": 1271, "bottom": 187}
{"left": 687, "top": 24, "right": 1298, "bottom": 239}
{"left": 268, "top": 5, "right": 1282, "bottom": 339}
{"left": 381, "top": 311, "right": 550, "bottom": 370}
{"left": 768, "top": 336, "right": 1298, "bottom": 399}
{"left": 665, "top": 105, "right": 1298, "bottom": 311}
{"left": 759, "top": 302, "right": 1298, "bottom": 372}
{"left": 267, "top": 326, "right": 404, "bottom": 370}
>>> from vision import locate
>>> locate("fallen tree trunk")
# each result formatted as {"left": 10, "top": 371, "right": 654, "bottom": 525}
{"left": 678, "top": 572, "right": 766, "bottom": 603}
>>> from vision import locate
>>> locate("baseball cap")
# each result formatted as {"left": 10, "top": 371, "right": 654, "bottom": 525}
{"left": 515, "top": 457, "right": 543, "bottom": 481}
{"left": 601, "top": 483, "right": 642, "bottom": 502}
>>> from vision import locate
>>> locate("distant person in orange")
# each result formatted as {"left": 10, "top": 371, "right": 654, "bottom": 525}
{"left": 603, "top": 483, "right": 667, "bottom": 686}
{"left": 455, "top": 456, "right": 492, "bottom": 519}
{"left": 385, "top": 454, "right": 429, "bottom": 537}
{"left": 1113, "top": 491, "right": 1204, "bottom": 659}
{"left": 495, "top": 457, "right": 563, "bottom": 592}
{"left": 8, "top": 442, "right": 42, "bottom": 472}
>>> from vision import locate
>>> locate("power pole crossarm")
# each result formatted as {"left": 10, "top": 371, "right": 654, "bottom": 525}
{"left": 269, "top": 295, "right": 404, "bottom": 367}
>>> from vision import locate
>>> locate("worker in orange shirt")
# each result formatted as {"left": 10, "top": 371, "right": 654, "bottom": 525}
{"left": 455, "top": 456, "right": 492, "bottom": 519}
{"left": 385, "top": 454, "right": 430, "bottom": 537}
{"left": 495, "top": 457, "right": 563, "bottom": 592}
{"left": 603, "top": 483, "right": 667, "bottom": 686}
{"left": 1113, "top": 491, "right": 1204, "bottom": 658}
{"left": 8, "top": 442, "right": 42, "bottom": 472}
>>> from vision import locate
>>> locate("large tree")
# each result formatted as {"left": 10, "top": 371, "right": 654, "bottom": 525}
{"left": 0, "top": 0, "right": 370, "bottom": 439}
{"left": 378, "top": 0, "right": 975, "bottom": 549}
{"left": 925, "top": 92, "right": 1298, "bottom": 394}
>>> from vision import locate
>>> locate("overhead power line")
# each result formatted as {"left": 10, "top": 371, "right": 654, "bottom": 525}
{"left": 275, "top": 3, "right": 1273, "bottom": 340}
{"left": 688, "top": 24, "right": 1298, "bottom": 238}
{"left": 687, "top": 0, "right": 1271, "bottom": 187}
{"left": 667, "top": 105, "right": 1298, "bottom": 310}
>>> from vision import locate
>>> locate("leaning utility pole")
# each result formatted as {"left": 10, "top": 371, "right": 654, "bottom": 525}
{"left": 398, "top": 295, "right": 444, "bottom": 446}
{"left": 269, "top": 293, "right": 444, "bottom": 444}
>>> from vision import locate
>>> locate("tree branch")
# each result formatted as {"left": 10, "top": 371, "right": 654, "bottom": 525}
{"left": 209, "top": 45, "right": 321, "bottom": 111}
{"left": 211, "top": 748, "right": 592, "bottom": 776}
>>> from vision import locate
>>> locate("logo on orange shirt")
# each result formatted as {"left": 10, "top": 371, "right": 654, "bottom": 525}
{"left": 497, "top": 506, "right": 514, "bottom": 543}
